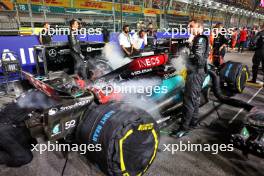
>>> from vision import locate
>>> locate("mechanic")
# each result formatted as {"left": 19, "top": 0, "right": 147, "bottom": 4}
{"left": 175, "top": 19, "right": 209, "bottom": 138}
{"left": 0, "top": 103, "right": 34, "bottom": 167}
{"left": 213, "top": 23, "right": 228, "bottom": 65}
{"left": 248, "top": 23, "right": 264, "bottom": 84}
{"left": 118, "top": 25, "right": 134, "bottom": 57}
{"left": 68, "top": 19, "right": 88, "bottom": 81}
{"left": 132, "top": 30, "right": 148, "bottom": 54}
{"left": 39, "top": 22, "right": 52, "bottom": 45}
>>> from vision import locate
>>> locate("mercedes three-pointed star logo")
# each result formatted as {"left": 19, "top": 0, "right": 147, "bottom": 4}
{"left": 48, "top": 49, "right": 57, "bottom": 57}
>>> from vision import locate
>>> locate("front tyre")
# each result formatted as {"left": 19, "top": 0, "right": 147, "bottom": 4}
{"left": 77, "top": 102, "right": 159, "bottom": 176}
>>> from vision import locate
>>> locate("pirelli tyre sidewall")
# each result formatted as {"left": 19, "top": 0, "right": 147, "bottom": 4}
{"left": 76, "top": 102, "right": 159, "bottom": 176}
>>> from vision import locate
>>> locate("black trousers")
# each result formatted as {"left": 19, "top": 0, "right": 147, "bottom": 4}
{"left": 71, "top": 52, "right": 87, "bottom": 79}
{"left": 0, "top": 124, "right": 33, "bottom": 167}
{"left": 238, "top": 41, "right": 246, "bottom": 53}
{"left": 182, "top": 71, "right": 206, "bottom": 130}
{"left": 252, "top": 49, "right": 264, "bottom": 82}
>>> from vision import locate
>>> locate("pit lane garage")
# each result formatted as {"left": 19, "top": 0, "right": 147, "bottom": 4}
{"left": 0, "top": 40, "right": 262, "bottom": 175}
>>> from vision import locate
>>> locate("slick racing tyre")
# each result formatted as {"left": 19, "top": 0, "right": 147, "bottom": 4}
{"left": 77, "top": 102, "right": 159, "bottom": 176}
{"left": 220, "top": 61, "right": 249, "bottom": 93}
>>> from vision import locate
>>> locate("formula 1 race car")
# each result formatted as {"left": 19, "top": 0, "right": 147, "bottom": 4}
{"left": 0, "top": 40, "right": 257, "bottom": 175}
{"left": 17, "top": 70, "right": 159, "bottom": 176}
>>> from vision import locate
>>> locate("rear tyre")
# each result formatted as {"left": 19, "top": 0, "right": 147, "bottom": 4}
{"left": 220, "top": 61, "right": 249, "bottom": 93}
{"left": 77, "top": 102, "right": 159, "bottom": 176}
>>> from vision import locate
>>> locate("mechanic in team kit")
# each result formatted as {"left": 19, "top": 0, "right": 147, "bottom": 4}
{"left": 175, "top": 19, "right": 210, "bottom": 138}
{"left": 68, "top": 19, "right": 88, "bottom": 81}
{"left": 212, "top": 23, "right": 228, "bottom": 65}
{"left": 39, "top": 22, "right": 52, "bottom": 45}
{"left": 248, "top": 23, "right": 264, "bottom": 85}
{"left": 119, "top": 24, "right": 134, "bottom": 57}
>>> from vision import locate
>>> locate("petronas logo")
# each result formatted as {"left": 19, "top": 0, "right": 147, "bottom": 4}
{"left": 241, "top": 127, "right": 250, "bottom": 138}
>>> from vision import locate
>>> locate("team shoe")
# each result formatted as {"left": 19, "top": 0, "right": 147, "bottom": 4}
{"left": 247, "top": 80, "right": 264, "bottom": 88}
{"left": 169, "top": 129, "right": 189, "bottom": 138}
{"left": 247, "top": 80, "right": 257, "bottom": 84}
{"left": 175, "top": 130, "right": 189, "bottom": 138}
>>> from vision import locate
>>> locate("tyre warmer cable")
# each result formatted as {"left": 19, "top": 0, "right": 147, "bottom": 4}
{"left": 208, "top": 70, "right": 254, "bottom": 112}
{"left": 61, "top": 152, "right": 69, "bottom": 176}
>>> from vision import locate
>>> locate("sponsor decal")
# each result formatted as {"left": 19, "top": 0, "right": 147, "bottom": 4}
{"left": 75, "top": 1, "right": 112, "bottom": 11}
{"left": 0, "top": 48, "right": 35, "bottom": 65}
{"left": 48, "top": 108, "right": 58, "bottom": 116}
{"left": 130, "top": 55, "right": 166, "bottom": 70}
{"left": 128, "top": 55, "right": 168, "bottom": 71}
{"left": 59, "top": 100, "right": 91, "bottom": 111}
{"left": 144, "top": 8, "right": 161, "bottom": 15}
{"left": 92, "top": 110, "right": 115, "bottom": 142}
{"left": 48, "top": 49, "right": 57, "bottom": 57}
{"left": 51, "top": 123, "right": 61, "bottom": 136}
{"left": 137, "top": 56, "right": 160, "bottom": 68}
{"left": 65, "top": 120, "right": 76, "bottom": 130}
{"left": 164, "top": 71, "right": 178, "bottom": 80}
{"left": 86, "top": 47, "right": 104, "bottom": 52}
{"left": 17, "top": 0, "right": 69, "bottom": 7}
{"left": 131, "top": 68, "right": 153, "bottom": 76}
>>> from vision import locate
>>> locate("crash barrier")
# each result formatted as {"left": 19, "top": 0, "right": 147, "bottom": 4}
{"left": 0, "top": 33, "right": 189, "bottom": 75}
{"left": 220, "top": 61, "right": 250, "bottom": 93}
{"left": 77, "top": 102, "right": 159, "bottom": 176}
{"left": 231, "top": 108, "right": 264, "bottom": 156}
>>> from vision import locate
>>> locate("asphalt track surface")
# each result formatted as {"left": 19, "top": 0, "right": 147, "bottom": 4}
{"left": 0, "top": 51, "right": 264, "bottom": 176}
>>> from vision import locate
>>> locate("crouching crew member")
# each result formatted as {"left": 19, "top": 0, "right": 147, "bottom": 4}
{"left": 68, "top": 19, "right": 88, "bottom": 80}
{"left": 248, "top": 24, "right": 264, "bottom": 85}
{"left": 176, "top": 20, "right": 209, "bottom": 137}
{"left": 0, "top": 103, "right": 35, "bottom": 167}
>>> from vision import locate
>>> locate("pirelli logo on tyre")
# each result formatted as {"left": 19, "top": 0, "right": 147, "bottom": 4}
{"left": 138, "top": 123, "right": 154, "bottom": 131}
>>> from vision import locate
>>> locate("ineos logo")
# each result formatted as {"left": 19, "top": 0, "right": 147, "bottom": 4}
{"left": 48, "top": 49, "right": 57, "bottom": 57}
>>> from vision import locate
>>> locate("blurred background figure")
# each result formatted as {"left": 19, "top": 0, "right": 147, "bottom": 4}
{"left": 132, "top": 30, "right": 147, "bottom": 54}
{"left": 39, "top": 22, "right": 52, "bottom": 45}
{"left": 231, "top": 28, "right": 238, "bottom": 51}
{"left": 212, "top": 23, "right": 228, "bottom": 66}
{"left": 248, "top": 24, "right": 264, "bottom": 84}
{"left": 118, "top": 24, "right": 134, "bottom": 57}
{"left": 238, "top": 27, "right": 248, "bottom": 53}
{"left": 146, "top": 23, "right": 157, "bottom": 47}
